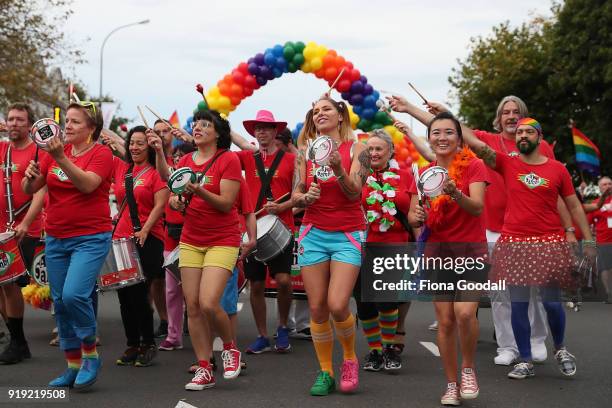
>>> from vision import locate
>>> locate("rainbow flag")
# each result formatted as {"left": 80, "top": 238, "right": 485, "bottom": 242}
{"left": 572, "top": 126, "right": 601, "bottom": 176}
{"left": 168, "top": 111, "right": 180, "bottom": 128}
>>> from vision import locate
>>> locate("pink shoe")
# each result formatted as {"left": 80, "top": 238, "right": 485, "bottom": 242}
{"left": 158, "top": 340, "right": 183, "bottom": 351}
{"left": 339, "top": 359, "right": 359, "bottom": 393}
{"left": 460, "top": 367, "right": 479, "bottom": 399}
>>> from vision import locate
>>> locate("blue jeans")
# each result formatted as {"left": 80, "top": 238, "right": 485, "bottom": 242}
{"left": 46, "top": 232, "right": 111, "bottom": 351}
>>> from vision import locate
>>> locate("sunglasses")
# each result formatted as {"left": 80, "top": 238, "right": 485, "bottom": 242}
{"left": 191, "top": 120, "right": 213, "bottom": 130}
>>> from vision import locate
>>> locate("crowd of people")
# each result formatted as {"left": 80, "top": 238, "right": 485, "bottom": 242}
{"left": 0, "top": 91, "right": 607, "bottom": 405}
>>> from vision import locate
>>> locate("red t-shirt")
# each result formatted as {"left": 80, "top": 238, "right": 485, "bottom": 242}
{"left": 494, "top": 154, "right": 574, "bottom": 237}
{"left": 236, "top": 150, "right": 294, "bottom": 232}
{"left": 302, "top": 141, "right": 366, "bottom": 232}
{"left": 40, "top": 144, "right": 113, "bottom": 238}
{"left": 591, "top": 195, "right": 612, "bottom": 243}
{"left": 236, "top": 177, "right": 254, "bottom": 234}
{"left": 112, "top": 160, "right": 166, "bottom": 241}
{"left": 423, "top": 158, "right": 488, "bottom": 243}
{"left": 178, "top": 150, "right": 242, "bottom": 247}
{"left": 474, "top": 130, "right": 555, "bottom": 232}
{"left": 0, "top": 141, "right": 42, "bottom": 237}
{"left": 164, "top": 155, "right": 185, "bottom": 251}
{"left": 362, "top": 168, "right": 416, "bottom": 243}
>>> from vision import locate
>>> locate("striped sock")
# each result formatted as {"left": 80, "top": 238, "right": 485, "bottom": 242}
{"left": 65, "top": 348, "right": 81, "bottom": 370}
{"left": 310, "top": 320, "right": 334, "bottom": 376}
{"left": 379, "top": 309, "right": 399, "bottom": 347}
{"left": 81, "top": 335, "right": 98, "bottom": 359}
{"left": 333, "top": 314, "right": 357, "bottom": 361}
{"left": 361, "top": 317, "right": 383, "bottom": 352}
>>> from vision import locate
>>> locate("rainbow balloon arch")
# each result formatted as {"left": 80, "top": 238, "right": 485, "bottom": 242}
{"left": 194, "top": 41, "right": 428, "bottom": 169}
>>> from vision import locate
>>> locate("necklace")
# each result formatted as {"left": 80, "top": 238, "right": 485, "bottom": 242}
{"left": 71, "top": 143, "right": 95, "bottom": 157}
{"left": 365, "top": 159, "right": 400, "bottom": 232}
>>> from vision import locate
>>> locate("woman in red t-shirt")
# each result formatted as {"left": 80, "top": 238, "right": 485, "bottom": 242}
{"left": 168, "top": 110, "right": 242, "bottom": 390}
{"left": 23, "top": 102, "right": 112, "bottom": 389}
{"left": 292, "top": 97, "right": 370, "bottom": 395}
{"left": 112, "top": 126, "right": 169, "bottom": 367}
{"left": 409, "top": 112, "right": 488, "bottom": 405}
{"left": 355, "top": 129, "right": 417, "bottom": 373}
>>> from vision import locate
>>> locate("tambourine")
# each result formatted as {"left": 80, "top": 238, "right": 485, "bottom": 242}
{"left": 417, "top": 166, "right": 448, "bottom": 198}
{"left": 30, "top": 118, "right": 63, "bottom": 148}
{"left": 307, "top": 135, "right": 336, "bottom": 166}
{"left": 167, "top": 167, "right": 197, "bottom": 195}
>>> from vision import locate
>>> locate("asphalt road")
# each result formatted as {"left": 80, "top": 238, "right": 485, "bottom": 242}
{"left": 2, "top": 292, "right": 611, "bottom": 408}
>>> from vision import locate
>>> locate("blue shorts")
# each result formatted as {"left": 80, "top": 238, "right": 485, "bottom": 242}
{"left": 297, "top": 225, "right": 365, "bottom": 268}
{"left": 221, "top": 266, "right": 239, "bottom": 315}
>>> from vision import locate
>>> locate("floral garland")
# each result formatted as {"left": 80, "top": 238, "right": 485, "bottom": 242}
{"left": 425, "top": 146, "right": 477, "bottom": 230}
{"left": 365, "top": 159, "right": 401, "bottom": 232}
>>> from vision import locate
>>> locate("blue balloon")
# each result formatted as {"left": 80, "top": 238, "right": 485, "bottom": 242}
{"left": 254, "top": 53, "right": 265, "bottom": 65}
{"left": 341, "top": 91, "right": 350, "bottom": 100}
{"left": 248, "top": 63, "right": 260, "bottom": 76}
{"left": 272, "top": 67, "right": 283, "bottom": 78}
{"left": 353, "top": 105, "right": 363, "bottom": 115}
{"left": 350, "top": 81, "right": 364, "bottom": 94}
{"left": 256, "top": 76, "right": 267, "bottom": 86}
{"left": 264, "top": 52, "right": 276, "bottom": 67}
{"left": 361, "top": 108, "right": 375, "bottom": 120}
{"left": 275, "top": 57, "right": 287, "bottom": 69}
{"left": 363, "top": 84, "right": 373, "bottom": 96}
{"left": 272, "top": 44, "right": 284, "bottom": 57}
{"left": 363, "top": 95, "right": 377, "bottom": 109}
{"left": 372, "top": 91, "right": 380, "bottom": 101}
{"left": 350, "top": 94, "right": 364, "bottom": 106}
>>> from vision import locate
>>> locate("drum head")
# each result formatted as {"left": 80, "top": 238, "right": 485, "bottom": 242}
{"left": 163, "top": 246, "right": 180, "bottom": 268}
{"left": 30, "top": 118, "right": 62, "bottom": 148}
{"left": 0, "top": 231, "right": 15, "bottom": 243}
{"left": 308, "top": 136, "right": 334, "bottom": 165}
{"left": 256, "top": 215, "right": 278, "bottom": 239}
{"left": 168, "top": 167, "right": 196, "bottom": 194}
{"left": 419, "top": 166, "right": 448, "bottom": 197}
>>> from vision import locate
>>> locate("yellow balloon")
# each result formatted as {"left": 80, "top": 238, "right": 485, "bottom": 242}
{"left": 207, "top": 96, "right": 220, "bottom": 111}
{"left": 383, "top": 125, "right": 396, "bottom": 135}
{"left": 218, "top": 96, "right": 232, "bottom": 110}
{"left": 207, "top": 86, "right": 221, "bottom": 99}
{"left": 311, "top": 57, "right": 323, "bottom": 71}
{"left": 301, "top": 61, "right": 312, "bottom": 73}
{"left": 316, "top": 45, "right": 328, "bottom": 57}
{"left": 347, "top": 106, "right": 359, "bottom": 129}
{"left": 303, "top": 44, "right": 316, "bottom": 61}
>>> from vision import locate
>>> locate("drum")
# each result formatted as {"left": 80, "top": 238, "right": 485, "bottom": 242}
{"left": 98, "top": 238, "right": 145, "bottom": 291}
{"left": 243, "top": 215, "right": 291, "bottom": 263}
{"left": 29, "top": 239, "right": 48, "bottom": 287}
{"left": 307, "top": 135, "right": 336, "bottom": 166}
{"left": 0, "top": 231, "right": 27, "bottom": 286}
{"left": 163, "top": 246, "right": 180, "bottom": 283}
{"left": 418, "top": 166, "right": 448, "bottom": 198}
{"left": 30, "top": 118, "right": 63, "bottom": 148}
{"left": 167, "top": 167, "right": 197, "bottom": 195}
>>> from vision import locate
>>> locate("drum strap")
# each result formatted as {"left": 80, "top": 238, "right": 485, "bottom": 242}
{"left": 254, "top": 149, "right": 285, "bottom": 212}
{"left": 114, "top": 166, "right": 152, "bottom": 235}
{"left": 3, "top": 145, "right": 15, "bottom": 226}
{"left": 393, "top": 209, "right": 415, "bottom": 240}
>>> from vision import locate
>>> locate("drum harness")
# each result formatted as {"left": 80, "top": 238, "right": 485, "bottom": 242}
{"left": 253, "top": 149, "right": 285, "bottom": 212}
{"left": 113, "top": 165, "right": 152, "bottom": 235}
{"left": 4, "top": 145, "right": 33, "bottom": 231}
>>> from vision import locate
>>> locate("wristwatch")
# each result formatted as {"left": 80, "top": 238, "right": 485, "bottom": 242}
{"left": 565, "top": 226, "right": 576, "bottom": 233}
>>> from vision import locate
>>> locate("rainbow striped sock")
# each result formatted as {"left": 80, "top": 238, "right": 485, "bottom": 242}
{"left": 81, "top": 335, "right": 98, "bottom": 359}
{"left": 361, "top": 317, "right": 382, "bottom": 352}
{"left": 65, "top": 348, "right": 81, "bottom": 370}
{"left": 379, "top": 309, "right": 399, "bottom": 347}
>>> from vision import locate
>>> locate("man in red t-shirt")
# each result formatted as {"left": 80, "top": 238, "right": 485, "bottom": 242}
{"left": 230, "top": 110, "right": 295, "bottom": 353}
{"left": 0, "top": 103, "right": 46, "bottom": 364}
{"left": 585, "top": 176, "right": 612, "bottom": 302}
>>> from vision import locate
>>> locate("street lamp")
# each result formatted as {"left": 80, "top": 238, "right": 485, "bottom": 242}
{"left": 99, "top": 19, "right": 150, "bottom": 99}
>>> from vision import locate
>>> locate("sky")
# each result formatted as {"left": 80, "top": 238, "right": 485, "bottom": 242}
{"left": 58, "top": 0, "right": 554, "bottom": 140}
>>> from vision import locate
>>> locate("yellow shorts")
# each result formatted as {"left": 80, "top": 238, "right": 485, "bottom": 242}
{"left": 178, "top": 243, "right": 239, "bottom": 272}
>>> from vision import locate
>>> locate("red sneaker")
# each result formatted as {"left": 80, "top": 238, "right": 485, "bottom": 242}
{"left": 185, "top": 367, "right": 215, "bottom": 391}
{"left": 222, "top": 348, "right": 241, "bottom": 379}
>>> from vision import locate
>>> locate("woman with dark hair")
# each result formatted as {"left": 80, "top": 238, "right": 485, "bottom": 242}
{"left": 408, "top": 111, "right": 488, "bottom": 406}
{"left": 112, "top": 126, "right": 169, "bottom": 367}
{"left": 293, "top": 96, "right": 370, "bottom": 396}
{"left": 168, "top": 110, "right": 243, "bottom": 391}
{"left": 23, "top": 102, "right": 112, "bottom": 389}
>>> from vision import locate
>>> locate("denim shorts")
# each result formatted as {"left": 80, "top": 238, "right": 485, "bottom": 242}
{"left": 297, "top": 225, "right": 366, "bottom": 268}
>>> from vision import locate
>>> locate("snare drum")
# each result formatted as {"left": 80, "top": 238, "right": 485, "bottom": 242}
{"left": 30, "top": 118, "right": 63, "bottom": 148}
{"left": 98, "top": 238, "right": 145, "bottom": 291}
{"left": 307, "top": 135, "right": 336, "bottom": 166}
{"left": 243, "top": 215, "right": 291, "bottom": 263}
{"left": 168, "top": 167, "right": 197, "bottom": 195}
{"left": 0, "top": 231, "right": 27, "bottom": 287}
{"left": 29, "top": 239, "right": 48, "bottom": 287}
{"left": 163, "top": 246, "right": 180, "bottom": 283}
{"left": 418, "top": 166, "right": 448, "bottom": 198}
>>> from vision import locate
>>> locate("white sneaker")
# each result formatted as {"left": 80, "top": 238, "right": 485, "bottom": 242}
{"left": 494, "top": 350, "right": 518, "bottom": 366}
{"left": 532, "top": 343, "right": 547, "bottom": 363}
{"left": 428, "top": 321, "right": 439, "bottom": 331}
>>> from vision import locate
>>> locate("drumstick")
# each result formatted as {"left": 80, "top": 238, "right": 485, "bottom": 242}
{"left": 136, "top": 106, "right": 150, "bottom": 128}
{"left": 411, "top": 163, "right": 424, "bottom": 227}
{"left": 327, "top": 68, "right": 346, "bottom": 96}
{"left": 408, "top": 82, "right": 428, "bottom": 104}
{"left": 376, "top": 100, "right": 397, "bottom": 122}
{"left": 254, "top": 192, "right": 291, "bottom": 216}
{"left": 144, "top": 105, "right": 175, "bottom": 129}
{"left": 71, "top": 92, "right": 81, "bottom": 104}
{"left": 196, "top": 83, "right": 209, "bottom": 108}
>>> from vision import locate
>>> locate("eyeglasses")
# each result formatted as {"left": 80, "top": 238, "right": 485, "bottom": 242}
{"left": 191, "top": 120, "right": 213, "bottom": 130}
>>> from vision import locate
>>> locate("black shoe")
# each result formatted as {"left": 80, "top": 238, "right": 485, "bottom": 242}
{"left": 116, "top": 346, "right": 139, "bottom": 366}
{"left": 0, "top": 341, "right": 30, "bottom": 364}
{"left": 383, "top": 346, "right": 402, "bottom": 371}
{"left": 210, "top": 355, "right": 217, "bottom": 372}
{"left": 135, "top": 344, "right": 157, "bottom": 367}
{"left": 362, "top": 349, "right": 384, "bottom": 371}
{"left": 292, "top": 328, "right": 312, "bottom": 340}
{"left": 154, "top": 321, "right": 168, "bottom": 339}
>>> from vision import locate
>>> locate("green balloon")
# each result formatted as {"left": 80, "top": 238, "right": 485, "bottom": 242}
{"left": 283, "top": 46, "right": 295, "bottom": 60}
{"left": 371, "top": 123, "right": 384, "bottom": 130}
{"left": 288, "top": 62, "right": 298, "bottom": 73}
{"left": 374, "top": 111, "right": 388, "bottom": 124}
{"left": 292, "top": 53, "right": 305, "bottom": 66}
{"left": 284, "top": 41, "right": 294, "bottom": 49}
{"left": 197, "top": 100, "right": 208, "bottom": 112}
{"left": 358, "top": 118, "right": 372, "bottom": 131}
{"left": 294, "top": 41, "right": 305, "bottom": 53}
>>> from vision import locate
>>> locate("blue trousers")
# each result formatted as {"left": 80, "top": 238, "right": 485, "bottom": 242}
{"left": 509, "top": 285, "right": 566, "bottom": 361}
{"left": 46, "top": 232, "right": 111, "bottom": 351}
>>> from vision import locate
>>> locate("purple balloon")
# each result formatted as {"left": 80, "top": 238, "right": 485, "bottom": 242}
{"left": 341, "top": 92, "right": 350, "bottom": 100}
{"left": 350, "top": 81, "right": 364, "bottom": 94}
{"left": 350, "top": 94, "right": 364, "bottom": 106}
{"left": 363, "top": 84, "right": 373, "bottom": 96}
{"left": 256, "top": 76, "right": 267, "bottom": 86}
{"left": 360, "top": 75, "right": 368, "bottom": 84}
{"left": 247, "top": 57, "right": 255, "bottom": 65}
{"left": 254, "top": 53, "right": 265, "bottom": 65}
{"left": 259, "top": 65, "right": 271, "bottom": 78}
{"left": 248, "top": 63, "right": 260, "bottom": 76}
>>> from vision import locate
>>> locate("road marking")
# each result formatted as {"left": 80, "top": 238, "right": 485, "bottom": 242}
{"left": 420, "top": 341, "right": 440, "bottom": 357}
{"left": 175, "top": 401, "right": 198, "bottom": 408}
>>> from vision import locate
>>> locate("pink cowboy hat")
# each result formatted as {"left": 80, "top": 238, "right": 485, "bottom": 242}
{"left": 243, "top": 110, "right": 287, "bottom": 137}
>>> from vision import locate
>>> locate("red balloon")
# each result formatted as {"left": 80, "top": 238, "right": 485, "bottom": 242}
{"left": 335, "top": 56, "right": 346, "bottom": 68}
{"left": 243, "top": 75, "right": 258, "bottom": 90}
{"left": 230, "top": 83, "right": 243, "bottom": 97}
{"left": 243, "top": 87, "right": 254, "bottom": 97}
{"left": 350, "top": 69, "right": 361, "bottom": 82}
{"left": 345, "top": 61, "right": 354, "bottom": 70}
{"left": 337, "top": 79, "right": 351, "bottom": 93}
{"left": 324, "top": 67, "right": 338, "bottom": 82}
{"left": 237, "top": 62, "right": 249, "bottom": 75}
{"left": 230, "top": 96, "right": 242, "bottom": 106}
{"left": 314, "top": 68, "right": 326, "bottom": 79}
{"left": 231, "top": 70, "right": 245, "bottom": 85}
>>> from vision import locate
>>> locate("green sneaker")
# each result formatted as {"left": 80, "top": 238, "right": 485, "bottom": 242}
{"left": 310, "top": 371, "right": 335, "bottom": 396}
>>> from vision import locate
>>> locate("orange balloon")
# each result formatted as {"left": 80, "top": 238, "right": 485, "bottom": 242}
{"left": 322, "top": 54, "right": 335, "bottom": 68}
{"left": 218, "top": 81, "right": 231, "bottom": 97}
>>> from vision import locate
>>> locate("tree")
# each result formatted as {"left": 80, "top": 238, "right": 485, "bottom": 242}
{"left": 449, "top": 1, "right": 611, "bottom": 177}
{"left": 0, "top": 0, "right": 83, "bottom": 115}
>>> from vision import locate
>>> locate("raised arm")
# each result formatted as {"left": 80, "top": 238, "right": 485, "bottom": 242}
{"left": 230, "top": 130, "right": 258, "bottom": 152}
{"left": 387, "top": 95, "right": 434, "bottom": 126}
{"left": 393, "top": 120, "right": 435, "bottom": 162}
{"left": 146, "top": 129, "right": 171, "bottom": 181}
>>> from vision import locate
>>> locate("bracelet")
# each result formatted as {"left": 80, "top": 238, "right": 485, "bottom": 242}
{"left": 582, "top": 239, "right": 596, "bottom": 247}
{"left": 565, "top": 226, "right": 576, "bottom": 233}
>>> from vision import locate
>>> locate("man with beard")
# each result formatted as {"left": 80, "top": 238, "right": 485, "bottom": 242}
{"left": 0, "top": 103, "right": 46, "bottom": 364}
{"left": 230, "top": 110, "right": 295, "bottom": 353}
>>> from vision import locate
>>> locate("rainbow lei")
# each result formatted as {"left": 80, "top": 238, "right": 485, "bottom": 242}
{"left": 425, "top": 147, "right": 477, "bottom": 230}
{"left": 365, "top": 159, "right": 401, "bottom": 233}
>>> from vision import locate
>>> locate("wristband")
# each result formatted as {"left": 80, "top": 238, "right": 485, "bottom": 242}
{"left": 582, "top": 239, "right": 596, "bottom": 247}
{"left": 565, "top": 227, "right": 576, "bottom": 233}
